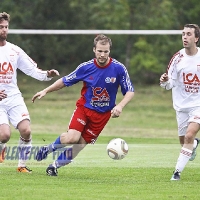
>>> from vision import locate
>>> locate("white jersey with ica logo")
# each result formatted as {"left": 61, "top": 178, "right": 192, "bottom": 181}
{"left": 161, "top": 47, "right": 200, "bottom": 111}
{"left": 0, "top": 41, "right": 51, "bottom": 97}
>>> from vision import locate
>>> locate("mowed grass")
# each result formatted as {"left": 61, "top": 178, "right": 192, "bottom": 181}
{"left": 1, "top": 75, "right": 200, "bottom": 200}
{"left": 1, "top": 142, "right": 200, "bottom": 200}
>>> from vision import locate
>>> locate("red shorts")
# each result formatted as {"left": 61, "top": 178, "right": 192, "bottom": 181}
{"left": 68, "top": 105, "right": 111, "bottom": 144}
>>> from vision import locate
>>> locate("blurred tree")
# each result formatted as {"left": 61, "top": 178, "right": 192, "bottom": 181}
{"left": 1, "top": 0, "right": 200, "bottom": 84}
{"left": 129, "top": 0, "right": 180, "bottom": 83}
{"left": 172, "top": 0, "right": 200, "bottom": 26}
{"left": 87, "top": 0, "right": 180, "bottom": 83}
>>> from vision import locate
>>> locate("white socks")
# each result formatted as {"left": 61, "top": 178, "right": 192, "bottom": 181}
{"left": 175, "top": 147, "right": 192, "bottom": 172}
{"left": 18, "top": 136, "right": 32, "bottom": 167}
{"left": 0, "top": 142, "right": 6, "bottom": 152}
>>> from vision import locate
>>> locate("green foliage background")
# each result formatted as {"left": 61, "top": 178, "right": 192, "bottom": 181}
{"left": 1, "top": 0, "right": 200, "bottom": 84}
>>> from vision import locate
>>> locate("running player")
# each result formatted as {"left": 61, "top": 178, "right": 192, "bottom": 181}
{"left": 160, "top": 24, "right": 200, "bottom": 180}
{"left": 32, "top": 34, "right": 134, "bottom": 176}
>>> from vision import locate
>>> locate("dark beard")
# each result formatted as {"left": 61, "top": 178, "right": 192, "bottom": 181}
{"left": 97, "top": 58, "right": 108, "bottom": 66}
{"left": 0, "top": 34, "right": 7, "bottom": 41}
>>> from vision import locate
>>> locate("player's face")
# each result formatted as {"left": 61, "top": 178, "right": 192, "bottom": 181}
{"left": 0, "top": 20, "right": 9, "bottom": 42}
{"left": 182, "top": 27, "right": 198, "bottom": 49}
{"left": 93, "top": 42, "right": 110, "bottom": 66}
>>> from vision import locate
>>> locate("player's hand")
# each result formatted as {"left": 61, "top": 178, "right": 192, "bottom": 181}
{"left": 111, "top": 105, "right": 122, "bottom": 118}
{"left": 160, "top": 73, "right": 169, "bottom": 83}
{"left": 47, "top": 69, "right": 60, "bottom": 78}
{"left": 32, "top": 90, "right": 47, "bottom": 103}
{"left": 0, "top": 90, "right": 7, "bottom": 101}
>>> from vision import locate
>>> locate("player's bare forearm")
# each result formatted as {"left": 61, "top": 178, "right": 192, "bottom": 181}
{"left": 43, "top": 78, "right": 65, "bottom": 93}
{"left": 32, "top": 78, "right": 65, "bottom": 103}
{"left": 111, "top": 91, "right": 134, "bottom": 118}
{"left": 117, "top": 91, "right": 134, "bottom": 109}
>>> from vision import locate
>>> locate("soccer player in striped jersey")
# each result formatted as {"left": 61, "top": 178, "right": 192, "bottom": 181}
{"left": 32, "top": 34, "right": 134, "bottom": 176}
{"left": 0, "top": 12, "right": 59, "bottom": 172}
{"left": 160, "top": 24, "right": 200, "bottom": 180}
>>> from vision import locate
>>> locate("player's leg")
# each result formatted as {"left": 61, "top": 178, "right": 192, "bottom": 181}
{"left": 8, "top": 95, "right": 32, "bottom": 173}
{"left": 46, "top": 108, "right": 111, "bottom": 176}
{"left": 179, "top": 135, "right": 184, "bottom": 146}
{"left": 171, "top": 111, "right": 188, "bottom": 180}
{"left": 35, "top": 106, "right": 86, "bottom": 161}
{"left": 0, "top": 124, "right": 10, "bottom": 163}
{"left": 171, "top": 122, "right": 199, "bottom": 180}
{"left": 56, "top": 135, "right": 87, "bottom": 166}
{"left": 17, "top": 119, "right": 32, "bottom": 173}
{"left": 46, "top": 135, "right": 87, "bottom": 176}
{"left": 35, "top": 129, "right": 83, "bottom": 161}
{"left": 0, "top": 108, "right": 11, "bottom": 163}
{"left": 35, "top": 135, "right": 63, "bottom": 161}
{"left": 177, "top": 135, "right": 199, "bottom": 161}
{"left": 45, "top": 107, "right": 111, "bottom": 176}
{"left": 48, "top": 129, "right": 82, "bottom": 160}
{"left": 187, "top": 108, "right": 200, "bottom": 161}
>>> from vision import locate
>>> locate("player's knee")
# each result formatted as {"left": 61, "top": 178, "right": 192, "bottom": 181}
{"left": 60, "top": 132, "right": 79, "bottom": 144}
{"left": 19, "top": 127, "right": 31, "bottom": 139}
{"left": 0, "top": 133, "right": 10, "bottom": 143}
{"left": 65, "top": 136, "right": 79, "bottom": 144}
{"left": 0, "top": 124, "right": 11, "bottom": 142}
{"left": 17, "top": 119, "right": 31, "bottom": 135}
{"left": 61, "top": 130, "right": 81, "bottom": 144}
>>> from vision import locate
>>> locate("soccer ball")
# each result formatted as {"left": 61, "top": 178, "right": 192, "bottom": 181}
{"left": 106, "top": 138, "right": 128, "bottom": 160}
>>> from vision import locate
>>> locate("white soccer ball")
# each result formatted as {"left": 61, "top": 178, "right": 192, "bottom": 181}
{"left": 106, "top": 138, "right": 128, "bottom": 160}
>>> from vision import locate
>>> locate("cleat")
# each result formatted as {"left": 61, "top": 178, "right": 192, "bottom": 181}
{"left": 0, "top": 144, "right": 6, "bottom": 163}
{"left": 46, "top": 164, "right": 58, "bottom": 176}
{"left": 189, "top": 138, "right": 200, "bottom": 161}
{"left": 170, "top": 170, "right": 181, "bottom": 181}
{"left": 17, "top": 166, "right": 32, "bottom": 173}
{"left": 35, "top": 146, "right": 49, "bottom": 161}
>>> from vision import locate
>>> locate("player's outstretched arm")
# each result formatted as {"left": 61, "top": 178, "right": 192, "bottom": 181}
{"left": 32, "top": 90, "right": 47, "bottom": 102}
{"left": 32, "top": 78, "right": 65, "bottom": 103}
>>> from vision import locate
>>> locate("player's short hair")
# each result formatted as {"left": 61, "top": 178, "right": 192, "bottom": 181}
{"left": 184, "top": 24, "right": 200, "bottom": 45}
{"left": 94, "top": 34, "right": 112, "bottom": 48}
{"left": 0, "top": 12, "right": 10, "bottom": 22}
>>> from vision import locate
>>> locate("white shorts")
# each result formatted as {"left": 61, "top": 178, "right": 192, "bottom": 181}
{"left": 0, "top": 94, "right": 30, "bottom": 129}
{"left": 176, "top": 107, "right": 200, "bottom": 136}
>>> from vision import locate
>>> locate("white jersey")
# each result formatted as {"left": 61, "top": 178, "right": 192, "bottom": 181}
{"left": 160, "top": 47, "right": 200, "bottom": 111}
{"left": 0, "top": 41, "right": 51, "bottom": 97}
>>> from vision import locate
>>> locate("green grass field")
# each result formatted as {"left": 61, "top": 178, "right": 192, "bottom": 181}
{"left": 1, "top": 76, "right": 200, "bottom": 200}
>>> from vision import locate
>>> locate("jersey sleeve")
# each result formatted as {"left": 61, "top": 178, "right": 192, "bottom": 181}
{"left": 160, "top": 51, "right": 179, "bottom": 90}
{"left": 119, "top": 65, "right": 134, "bottom": 95}
{"left": 17, "top": 47, "right": 51, "bottom": 81}
{"left": 62, "top": 64, "right": 87, "bottom": 86}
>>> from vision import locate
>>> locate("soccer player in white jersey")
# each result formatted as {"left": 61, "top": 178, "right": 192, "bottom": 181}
{"left": 0, "top": 12, "right": 59, "bottom": 172}
{"left": 160, "top": 24, "right": 200, "bottom": 180}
